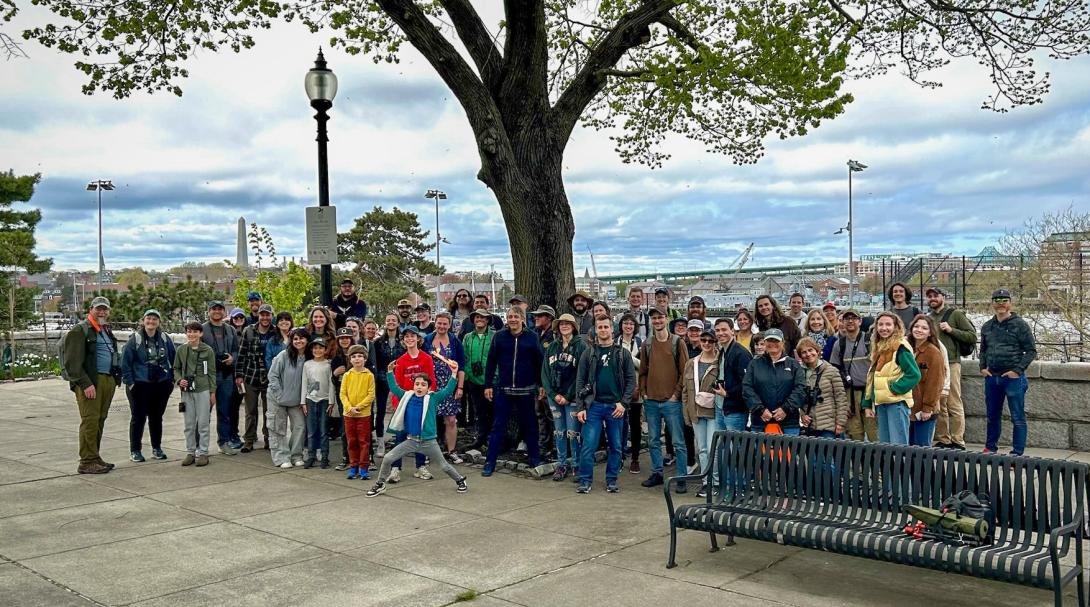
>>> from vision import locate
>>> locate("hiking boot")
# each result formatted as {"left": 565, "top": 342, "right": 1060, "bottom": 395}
{"left": 130, "top": 451, "right": 145, "bottom": 463}
{"left": 414, "top": 466, "right": 433, "bottom": 480}
{"left": 365, "top": 481, "right": 386, "bottom": 497}
{"left": 151, "top": 448, "right": 167, "bottom": 460}
{"left": 629, "top": 460, "right": 641, "bottom": 474}
{"left": 240, "top": 442, "right": 253, "bottom": 453}
{"left": 576, "top": 482, "right": 592, "bottom": 494}
{"left": 456, "top": 476, "right": 468, "bottom": 493}
{"left": 182, "top": 454, "right": 196, "bottom": 466}
{"left": 303, "top": 457, "right": 316, "bottom": 469}
{"left": 606, "top": 482, "right": 620, "bottom": 493}
{"left": 641, "top": 472, "right": 664, "bottom": 488}
{"left": 387, "top": 467, "right": 401, "bottom": 483}
{"left": 77, "top": 462, "right": 110, "bottom": 474}
{"left": 552, "top": 465, "right": 568, "bottom": 482}
{"left": 95, "top": 458, "right": 115, "bottom": 470}
{"left": 195, "top": 455, "right": 210, "bottom": 466}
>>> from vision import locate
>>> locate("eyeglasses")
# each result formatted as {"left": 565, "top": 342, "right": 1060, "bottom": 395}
{"left": 699, "top": 338, "right": 715, "bottom": 344}
{"left": 992, "top": 298, "right": 1011, "bottom": 303}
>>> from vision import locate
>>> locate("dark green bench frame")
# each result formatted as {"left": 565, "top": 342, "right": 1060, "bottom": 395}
{"left": 664, "top": 431, "right": 1088, "bottom": 606}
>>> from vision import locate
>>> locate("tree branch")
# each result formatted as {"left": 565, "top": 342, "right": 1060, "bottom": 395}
{"left": 438, "top": 0, "right": 504, "bottom": 92}
{"left": 552, "top": 0, "right": 681, "bottom": 146}
{"left": 499, "top": 0, "right": 549, "bottom": 112}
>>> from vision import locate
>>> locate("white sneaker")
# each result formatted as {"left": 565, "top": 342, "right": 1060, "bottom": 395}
{"left": 414, "top": 466, "right": 433, "bottom": 480}
{"left": 517, "top": 441, "right": 527, "bottom": 453}
{"left": 292, "top": 459, "right": 305, "bottom": 467}
{"left": 388, "top": 467, "right": 401, "bottom": 483}
{"left": 374, "top": 436, "right": 386, "bottom": 457}
{"left": 279, "top": 462, "right": 293, "bottom": 469}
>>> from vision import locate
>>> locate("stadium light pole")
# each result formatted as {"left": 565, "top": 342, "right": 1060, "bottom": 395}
{"left": 425, "top": 189, "right": 448, "bottom": 308}
{"left": 85, "top": 180, "right": 114, "bottom": 286}
{"left": 847, "top": 160, "right": 867, "bottom": 305}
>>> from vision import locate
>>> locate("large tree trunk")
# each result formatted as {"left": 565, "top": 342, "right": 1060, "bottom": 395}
{"left": 481, "top": 133, "right": 576, "bottom": 310}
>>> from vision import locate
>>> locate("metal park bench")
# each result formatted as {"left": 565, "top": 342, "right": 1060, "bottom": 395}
{"left": 664, "top": 431, "right": 1089, "bottom": 606}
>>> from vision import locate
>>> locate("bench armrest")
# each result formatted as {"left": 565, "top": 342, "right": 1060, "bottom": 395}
{"left": 1047, "top": 509, "right": 1085, "bottom": 579}
{"left": 663, "top": 472, "right": 710, "bottom": 515}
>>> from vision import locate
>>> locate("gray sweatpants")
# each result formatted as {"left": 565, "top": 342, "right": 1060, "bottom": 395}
{"left": 378, "top": 437, "right": 462, "bottom": 483}
{"left": 181, "top": 390, "right": 212, "bottom": 456}
{"left": 270, "top": 404, "right": 305, "bottom": 466}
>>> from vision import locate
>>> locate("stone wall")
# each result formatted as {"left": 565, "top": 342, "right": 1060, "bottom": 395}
{"left": 961, "top": 361, "right": 1090, "bottom": 451}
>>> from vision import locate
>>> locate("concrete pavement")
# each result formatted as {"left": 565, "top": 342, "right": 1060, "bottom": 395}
{"left": 0, "top": 378, "right": 1079, "bottom": 606}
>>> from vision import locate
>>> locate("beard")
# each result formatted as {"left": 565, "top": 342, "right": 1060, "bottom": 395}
{"left": 573, "top": 303, "right": 587, "bottom": 314}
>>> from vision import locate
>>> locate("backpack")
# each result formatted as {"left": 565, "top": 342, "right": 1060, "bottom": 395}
{"left": 641, "top": 334, "right": 682, "bottom": 367}
{"left": 941, "top": 309, "right": 977, "bottom": 357}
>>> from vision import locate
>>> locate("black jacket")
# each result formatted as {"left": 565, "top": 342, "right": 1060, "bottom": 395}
{"left": 485, "top": 328, "right": 544, "bottom": 390}
{"left": 717, "top": 340, "right": 753, "bottom": 414}
{"left": 373, "top": 332, "right": 406, "bottom": 384}
{"left": 575, "top": 342, "right": 637, "bottom": 411}
{"left": 979, "top": 313, "right": 1036, "bottom": 374}
{"left": 743, "top": 354, "right": 806, "bottom": 429}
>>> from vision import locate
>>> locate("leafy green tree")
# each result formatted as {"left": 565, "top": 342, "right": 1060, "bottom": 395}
{"left": 87, "top": 278, "right": 224, "bottom": 325}
{"left": 339, "top": 206, "right": 442, "bottom": 315}
{"left": 19, "top": 1, "right": 1090, "bottom": 307}
{"left": 116, "top": 267, "right": 150, "bottom": 288}
{"left": 0, "top": 170, "right": 51, "bottom": 334}
{"left": 231, "top": 261, "right": 316, "bottom": 325}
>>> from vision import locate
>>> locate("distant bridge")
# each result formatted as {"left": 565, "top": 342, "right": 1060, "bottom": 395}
{"left": 598, "top": 261, "right": 843, "bottom": 283}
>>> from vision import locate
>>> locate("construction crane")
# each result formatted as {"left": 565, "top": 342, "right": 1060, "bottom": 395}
{"left": 586, "top": 245, "right": 601, "bottom": 301}
{"left": 719, "top": 243, "right": 755, "bottom": 289}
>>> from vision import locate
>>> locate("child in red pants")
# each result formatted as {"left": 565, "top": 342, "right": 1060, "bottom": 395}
{"left": 339, "top": 345, "right": 375, "bottom": 479}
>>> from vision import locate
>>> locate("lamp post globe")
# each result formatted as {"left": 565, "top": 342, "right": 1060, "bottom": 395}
{"left": 306, "top": 48, "right": 337, "bottom": 306}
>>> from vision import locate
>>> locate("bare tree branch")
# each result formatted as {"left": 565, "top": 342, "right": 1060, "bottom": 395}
{"left": 437, "top": 0, "right": 504, "bottom": 91}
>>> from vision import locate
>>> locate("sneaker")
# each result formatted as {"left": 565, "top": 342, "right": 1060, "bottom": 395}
{"left": 576, "top": 482, "right": 592, "bottom": 494}
{"left": 219, "top": 445, "right": 238, "bottom": 456}
{"left": 229, "top": 439, "right": 244, "bottom": 450}
{"left": 335, "top": 460, "right": 348, "bottom": 471}
{"left": 346, "top": 466, "right": 358, "bottom": 480}
{"left": 151, "top": 448, "right": 167, "bottom": 460}
{"left": 687, "top": 463, "right": 700, "bottom": 474}
{"left": 606, "top": 482, "right": 620, "bottom": 493}
{"left": 951, "top": 443, "right": 966, "bottom": 451}
{"left": 675, "top": 481, "right": 687, "bottom": 494}
{"left": 629, "top": 460, "right": 641, "bottom": 474}
{"left": 374, "top": 438, "right": 386, "bottom": 457}
{"left": 320, "top": 459, "right": 330, "bottom": 470}
{"left": 517, "top": 441, "right": 527, "bottom": 453}
{"left": 365, "top": 481, "right": 387, "bottom": 497}
{"left": 641, "top": 473, "right": 664, "bottom": 488}
{"left": 481, "top": 462, "right": 495, "bottom": 477}
{"left": 279, "top": 462, "right": 293, "bottom": 469}
{"left": 195, "top": 455, "right": 210, "bottom": 467}
{"left": 388, "top": 467, "right": 401, "bottom": 483}
{"left": 130, "top": 451, "right": 145, "bottom": 463}
{"left": 292, "top": 459, "right": 305, "bottom": 467}
{"left": 456, "top": 476, "right": 468, "bottom": 493}
{"left": 182, "top": 454, "right": 196, "bottom": 466}
{"left": 696, "top": 486, "right": 708, "bottom": 498}
{"left": 448, "top": 452, "right": 464, "bottom": 465}
{"left": 414, "top": 466, "right": 433, "bottom": 480}
{"left": 982, "top": 448, "right": 996, "bottom": 454}
{"left": 552, "top": 465, "right": 568, "bottom": 482}
{"left": 358, "top": 469, "right": 369, "bottom": 480}
{"left": 240, "top": 443, "right": 253, "bottom": 453}
{"left": 303, "top": 457, "right": 316, "bottom": 469}
{"left": 663, "top": 455, "right": 675, "bottom": 467}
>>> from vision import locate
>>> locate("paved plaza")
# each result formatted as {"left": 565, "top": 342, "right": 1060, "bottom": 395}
{"left": 0, "top": 378, "right": 1082, "bottom": 606}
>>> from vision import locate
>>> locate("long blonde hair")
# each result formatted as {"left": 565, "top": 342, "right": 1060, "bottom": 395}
{"left": 804, "top": 309, "right": 833, "bottom": 337}
{"left": 870, "top": 311, "right": 907, "bottom": 363}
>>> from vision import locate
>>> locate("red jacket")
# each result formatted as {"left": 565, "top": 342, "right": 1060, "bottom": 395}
{"left": 392, "top": 351, "right": 436, "bottom": 409}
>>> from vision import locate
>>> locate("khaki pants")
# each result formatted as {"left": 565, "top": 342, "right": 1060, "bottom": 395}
{"left": 75, "top": 375, "right": 117, "bottom": 465}
{"left": 242, "top": 383, "right": 269, "bottom": 445}
{"left": 935, "top": 361, "right": 965, "bottom": 447}
{"left": 844, "top": 386, "right": 878, "bottom": 442}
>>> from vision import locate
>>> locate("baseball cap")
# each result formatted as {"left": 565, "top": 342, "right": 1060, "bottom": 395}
{"left": 763, "top": 328, "right": 785, "bottom": 342}
{"left": 208, "top": 300, "right": 225, "bottom": 310}
{"left": 509, "top": 293, "right": 528, "bottom": 304}
{"left": 686, "top": 319, "right": 705, "bottom": 331}
{"left": 246, "top": 291, "right": 262, "bottom": 301}
{"left": 688, "top": 296, "right": 705, "bottom": 306}
{"left": 415, "top": 302, "right": 431, "bottom": 311}
{"left": 336, "top": 327, "right": 353, "bottom": 338}
{"left": 532, "top": 305, "right": 556, "bottom": 318}
{"left": 340, "top": 278, "right": 354, "bottom": 286}
{"left": 841, "top": 308, "right": 861, "bottom": 319}
{"left": 648, "top": 307, "right": 665, "bottom": 317}
{"left": 822, "top": 301, "right": 837, "bottom": 310}
{"left": 654, "top": 287, "right": 670, "bottom": 296}
{"left": 89, "top": 296, "right": 111, "bottom": 310}
{"left": 258, "top": 304, "right": 274, "bottom": 314}
{"left": 142, "top": 308, "right": 160, "bottom": 318}
{"left": 308, "top": 336, "right": 327, "bottom": 348}
{"left": 397, "top": 299, "right": 412, "bottom": 307}
{"left": 229, "top": 307, "right": 246, "bottom": 318}
{"left": 401, "top": 325, "right": 425, "bottom": 338}
{"left": 925, "top": 286, "right": 947, "bottom": 297}
{"left": 992, "top": 288, "right": 1012, "bottom": 300}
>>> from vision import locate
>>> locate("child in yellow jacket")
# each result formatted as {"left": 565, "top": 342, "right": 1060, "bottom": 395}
{"left": 339, "top": 345, "right": 375, "bottom": 479}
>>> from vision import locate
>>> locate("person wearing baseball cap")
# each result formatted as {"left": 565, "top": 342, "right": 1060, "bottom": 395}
{"left": 686, "top": 296, "right": 711, "bottom": 331}
{"left": 236, "top": 301, "right": 276, "bottom": 452}
{"left": 829, "top": 308, "right": 876, "bottom": 442}
{"left": 332, "top": 278, "right": 368, "bottom": 330}
{"left": 979, "top": 288, "right": 1036, "bottom": 456}
{"left": 652, "top": 287, "right": 682, "bottom": 321}
{"left": 121, "top": 307, "right": 177, "bottom": 464}
{"left": 202, "top": 299, "right": 242, "bottom": 454}
{"left": 821, "top": 302, "right": 840, "bottom": 334}
{"left": 62, "top": 296, "right": 121, "bottom": 474}
{"left": 541, "top": 313, "right": 588, "bottom": 481}
{"left": 413, "top": 302, "right": 435, "bottom": 335}
{"left": 742, "top": 328, "right": 806, "bottom": 435}
{"left": 925, "top": 285, "right": 976, "bottom": 450}
{"left": 245, "top": 291, "right": 264, "bottom": 326}
{"left": 395, "top": 298, "right": 413, "bottom": 328}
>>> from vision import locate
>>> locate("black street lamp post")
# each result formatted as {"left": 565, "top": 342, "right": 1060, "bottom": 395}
{"left": 305, "top": 48, "right": 338, "bottom": 307}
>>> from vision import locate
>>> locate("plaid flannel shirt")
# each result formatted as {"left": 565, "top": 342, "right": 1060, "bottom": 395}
{"left": 235, "top": 325, "right": 271, "bottom": 387}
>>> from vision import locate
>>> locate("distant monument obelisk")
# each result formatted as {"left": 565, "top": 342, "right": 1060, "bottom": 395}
{"left": 236, "top": 217, "right": 249, "bottom": 269}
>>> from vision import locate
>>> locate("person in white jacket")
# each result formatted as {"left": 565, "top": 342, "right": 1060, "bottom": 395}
{"left": 301, "top": 337, "right": 337, "bottom": 469}
{"left": 266, "top": 329, "right": 310, "bottom": 468}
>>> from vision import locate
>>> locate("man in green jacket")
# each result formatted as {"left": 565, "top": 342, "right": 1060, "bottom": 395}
{"left": 63, "top": 296, "right": 120, "bottom": 474}
{"left": 926, "top": 287, "right": 977, "bottom": 450}
{"left": 462, "top": 310, "right": 494, "bottom": 451}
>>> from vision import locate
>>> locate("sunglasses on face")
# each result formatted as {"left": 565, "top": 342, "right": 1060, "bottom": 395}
{"left": 700, "top": 338, "right": 715, "bottom": 344}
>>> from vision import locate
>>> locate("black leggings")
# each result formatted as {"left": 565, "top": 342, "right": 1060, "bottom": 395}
{"left": 373, "top": 380, "right": 390, "bottom": 436}
{"left": 628, "top": 401, "right": 643, "bottom": 460}
{"left": 129, "top": 380, "right": 173, "bottom": 451}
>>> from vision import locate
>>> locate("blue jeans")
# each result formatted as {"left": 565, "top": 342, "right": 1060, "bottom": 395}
{"left": 644, "top": 399, "right": 686, "bottom": 475}
{"left": 909, "top": 417, "right": 937, "bottom": 447}
{"left": 304, "top": 399, "right": 330, "bottom": 457}
{"left": 578, "top": 402, "right": 624, "bottom": 484}
{"left": 692, "top": 417, "right": 717, "bottom": 476}
{"left": 985, "top": 374, "right": 1028, "bottom": 455}
{"left": 214, "top": 375, "right": 236, "bottom": 446}
{"left": 486, "top": 391, "right": 540, "bottom": 466}
{"left": 714, "top": 410, "right": 748, "bottom": 496}
{"left": 549, "top": 402, "right": 581, "bottom": 468}
{"left": 875, "top": 402, "right": 910, "bottom": 445}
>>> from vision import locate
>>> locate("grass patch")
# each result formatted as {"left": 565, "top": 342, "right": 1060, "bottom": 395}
{"left": 453, "top": 589, "right": 479, "bottom": 602}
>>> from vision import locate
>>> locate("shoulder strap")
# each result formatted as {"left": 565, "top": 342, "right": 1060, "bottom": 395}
{"left": 941, "top": 309, "right": 953, "bottom": 324}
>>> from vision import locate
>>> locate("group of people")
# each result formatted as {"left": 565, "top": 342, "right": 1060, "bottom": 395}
{"left": 62, "top": 279, "right": 1037, "bottom": 499}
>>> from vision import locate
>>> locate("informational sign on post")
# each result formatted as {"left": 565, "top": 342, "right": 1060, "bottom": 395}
{"left": 305, "top": 206, "right": 338, "bottom": 265}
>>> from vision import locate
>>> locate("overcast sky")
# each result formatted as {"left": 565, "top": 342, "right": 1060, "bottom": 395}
{"left": 3, "top": 6, "right": 1089, "bottom": 278}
